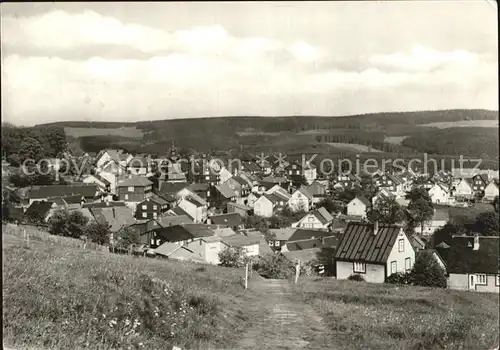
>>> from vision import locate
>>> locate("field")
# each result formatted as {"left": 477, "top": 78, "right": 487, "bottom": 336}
{"left": 419, "top": 120, "right": 499, "bottom": 129}
{"left": 326, "top": 143, "right": 383, "bottom": 153}
{"left": 3, "top": 228, "right": 499, "bottom": 350}
{"left": 291, "top": 278, "right": 499, "bottom": 349}
{"left": 384, "top": 136, "right": 409, "bottom": 145}
{"left": 64, "top": 127, "right": 144, "bottom": 138}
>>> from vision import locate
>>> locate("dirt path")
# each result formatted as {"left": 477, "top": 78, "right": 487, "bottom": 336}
{"left": 237, "top": 279, "right": 330, "bottom": 350}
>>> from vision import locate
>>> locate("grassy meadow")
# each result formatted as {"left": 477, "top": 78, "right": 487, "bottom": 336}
{"left": 291, "top": 278, "right": 499, "bottom": 349}
{"left": 3, "top": 228, "right": 499, "bottom": 350}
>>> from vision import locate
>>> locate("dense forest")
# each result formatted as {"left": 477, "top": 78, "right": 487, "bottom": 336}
{"left": 402, "top": 128, "right": 499, "bottom": 159}
{"left": 2, "top": 124, "right": 67, "bottom": 165}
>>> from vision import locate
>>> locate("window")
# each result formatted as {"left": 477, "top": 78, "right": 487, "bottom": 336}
{"left": 153, "top": 212, "right": 157, "bottom": 218}
{"left": 405, "top": 258, "right": 411, "bottom": 271}
{"left": 124, "top": 194, "right": 129, "bottom": 200}
{"left": 353, "top": 262, "right": 366, "bottom": 273}
{"left": 388, "top": 180, "right": 392, "bottom": 185}
{"left": 476, "top": 274, "right": 487, "bottom": 285}
{"left": 398, "top": 239, "right": 404, "bottom": 252}
{"left": 496, "top": 275, "right": 499, "bottom": 286}
{"left": 151, "top": 239, "right": 154, "bottom": 245}
{"left": 142, "top": 205, "right": 147, "bottom": 210}
{"left": 391, "top": 261, "right": 397, "bottom": 274}
{"left": 142, "top": 212, "right": 147, "bottom": 218}
{"left": 128, "top": 186, "right": 135, "bottom": 192}
{"left": 153, "top": 205, "right": 157, "bottom": 210}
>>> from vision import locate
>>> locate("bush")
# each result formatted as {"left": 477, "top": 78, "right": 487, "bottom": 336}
{"left": 411, "top": 251, "right": 447, "bottom": 288}
{"left": 218, "top": 246, "right": 251, "bottom": 268}
{"left": 254, "top": 254, "right": 294, "bottom": 279}
{"left": 348, "top": 274, "right": 365, "bottom": 282}
{"left": 386, "top": 272, "right": 413, "bottom": 285}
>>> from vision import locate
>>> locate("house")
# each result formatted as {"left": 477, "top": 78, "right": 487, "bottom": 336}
{"left": 347, "top": 196, "right": 370, "bottom": 218}
{"left": 166, "top": 206, "right": 193, "bottom": 220}
{"left": 135, "top": 197, "right": 165, "bottom": 220}
{"left": 253, "top": 194, "right": 278, "bottom": 218}
{"left": 83, "top": 201, "right": 127, "bottom": 209}
{"left": 292, "top": 207, "right": 334, "bottom": 230}
{"left": 154, "top": 242, "right": 207, "bottom": 263}
{"left": 25, "top": 184, "right": 100, "bottom": 206}
{"left": 265, "top": 184, "right": 291, "bottom": 198}
{"left": 224, "top": 176, "right": 251, "bottom": 198}
{"left": 186, "top": 183, "right": 211, "bottom": 201}
{"left": 214, "top": 182, "right": 237, "bottom": 203}
{"left": 90, "top": 206, "right": 137, "bottom": 234}
{"left": 451, "top": 178, "right": 474, "bottom": 200}
{"left": 241, "top": 160, "right": 262, "bottom": 176}
{"left": 471, "top": 174, "right": 489, "bottom": 197}
{"left": 52, "top": 195, "right": 85, "bottom": 211}
{"left": 96, "top": 149, "right": 124, "bottom": 169}
{"left": 116, "top": 177, "right": 153, "bottom": 203}
{"left": 284, "top": 228, "right": 340, "bottom": 251}
{"left": 177, "top": 187, "right": 208, "bottom": 207}
{"left": 24, "top": 201, "right": 57, "bottom": 223}
{"left": 334, "top": 222, "right": 416, "bottom": 283}
{"left": 82, "top": 174, "right": 111, "bottom": 193}
{"left": 178, "top": 196, "right": 207, "bottom": 223}
{"left": 141, "top": 224, "right": 225, "bottom": 248}
{"left": 268, "top": 228, "right": 296, "bottom": 251}
{"left": 227, "top": 202, "right": 252, "bottom": 217}
{"left": 207, "top": 213, "right": 243, "bottom": 229}
{"left": 333, "top": 173, "right": 360, "bottom": 190}
{"left": 412, "top": 207, "right": 449, "bottom": 236}
{"left": 409, "top": 235, "right": 427, "bottom": 252}
{"left": 483, "top": 180, "right": 499, "bottom": 202}
{"left": 157, "top": 182, "right": 189, "bottom": 202}
{"left": 288, "top": 186, "right": 313, "bottom": 212}
{"left": 427, "top": 183, "right": 451, "bottom": 205}
{"left": 371, "top": 188, "right": 395, "bottom": 206}
{"left": 445, "top": 235, "right": 499, "bottom": 293}
{"left": 373, "top": 172, "right": 404, "bottom": 195}
{"left": 218, "top": 166, "right": 233, "bottom": 184}
{"left": 127, "top": 157, "right": 149, "bottom": 176}
{"left": 246, "top": 192, "right": 261, "bottom": 207}
{"left": 222, "top": 233, "right": 261, "bottom": 257}
{"left": 305, "top": 181, "right": 327, "bottom": 204}
{"left": 285, "top": 161, "right": 303, "bottom": 182}
{"left": 303, "top": 162, "right": 317, "bottom": 185}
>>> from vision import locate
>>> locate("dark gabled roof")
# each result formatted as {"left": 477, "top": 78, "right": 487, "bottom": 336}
{"left": 286, "top": 235, "right": 339, "bottom": 251}
{"left": 209, "top": 213, "right": 242, "bottom": 227}
{"left": 158, "top": 182, "right": 188, "bottom": 195}
{"left": 62, "top": 195, "right": 84, "bottom": 205}
{"left": 352, "top": 196, "right": 371, "bottom": 207}
{"left": 145, "top": 226, "right": 194, "bottom": 243}
{"left": 227, "top": 201, "right": 252, "bottom": 211}
{"left": 24, "top": 201, "right": 54, "bottom": 219}
{"left": 231, "top": 176, "right": 249, "bottom": 186}
{"left": 149, "top": 193, "right": 170, "bottom": 206}
{"left": 184, "top": 196, "right": 205, "bottom": 207}
{"left": 91, "top": 173, "right": 111, "bottom": 186}
{"left": 258, "top": 181, "right": 276, "bottom": 191}
{"left": 288, "top": 229, "right": 335, "bottom": 243}
{"left": 29, "top": 184, "right": 99, "bottom": 199}
{"left": 188, "top": 183, "right": 210, "bottom": 192}
{"left": 334, "top": 223, "right": 404, "bottom": 264}
{"left": 445, "top": 236, "right": 499, "bottom": 274}
{"left": 157, "top": 215, "right": 193, "bottom": 227}
{"left": 117, "top": 176, "right": 153, "bottom": 187}
{"left": 83, "top": 201, "right": 127, "bottom": 209}
{"left": 170, "top": 206, "right": 192, "bottom": 218}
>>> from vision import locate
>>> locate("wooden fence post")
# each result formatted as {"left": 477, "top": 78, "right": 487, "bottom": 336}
{"left": 244, "top": 263, "right": 249, "bottom": 290}
{"left": 295, "top": 260, "right": 300, "bottom": 284}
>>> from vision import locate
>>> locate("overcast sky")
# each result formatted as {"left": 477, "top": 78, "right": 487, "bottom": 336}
{"left": 1, "top": 1, "right": 498, "bottom": 126}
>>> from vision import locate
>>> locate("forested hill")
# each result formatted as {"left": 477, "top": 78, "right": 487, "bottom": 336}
{"left": 36, "top": 109, "right": 498, "bottom": 132}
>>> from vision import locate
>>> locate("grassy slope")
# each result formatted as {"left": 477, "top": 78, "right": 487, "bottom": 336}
{"left": 3, "top": 231, "right": 499, "bottom": 350}
{"left": 291, "top": 278, "right": 499, "bottom": 349}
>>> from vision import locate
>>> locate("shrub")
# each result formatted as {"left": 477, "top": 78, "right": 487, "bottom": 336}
{"left": 386, "top": 272, "right": 413, "bottom": 285}
{"left": 254, "top": 254, "right": 294, "bottom": 279}
{"left": 348, "top": 274, "right": 365, "bottom": 282}
{"left": 218, "top": 246, "right": 251, "bottom": 268}
{"left": 411, "top": 251, "right": 447, "bottom": 288}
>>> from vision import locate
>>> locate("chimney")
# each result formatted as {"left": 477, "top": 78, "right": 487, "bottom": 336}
{"left": 473, "top": 234, "right": 480, "bottom": 251}
{"left": 373, "top": 221, "right": 379, "bottom": 235}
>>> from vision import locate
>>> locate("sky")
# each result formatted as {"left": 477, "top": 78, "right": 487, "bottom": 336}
{"left": 1, "top": 1, "right": 498, "bottom": 126}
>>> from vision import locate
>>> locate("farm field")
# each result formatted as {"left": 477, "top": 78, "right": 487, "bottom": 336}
{"left": 419, "top": 120, "right": 499, "bottom": 129}
{"left": 64, "top": 126, "right": 144, "bottom": 138}
{"left": 326, "top": 142, "right": 383, "bottom": 153}
{"left": 384, "top": 136, "right": 409, "bottom": 145}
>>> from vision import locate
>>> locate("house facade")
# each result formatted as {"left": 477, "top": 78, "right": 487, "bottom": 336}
{"left": 428, "top": 183, "right": 451, "bottom": 205}
{"left": 292, "top": 207, "right": 333, "bottom": 230}
{"left": 253, "top": 195, "right": 274, "bottom": 218}
{"left": 335, "top": 222, "right": 416, "bottom": 283}
{"left": 116, "top": 177, "right": 153, "bottom": 203}
{"left": 346, "top": 196, "right": 370, "bottom": 218}
{"left": 452, "top": 178, "right": 474, "bottom": 200}
{"left": 446, "top": 235, "right": 499, "bottom": 293}
{"left": 288, "top": 187, "right": 312, "bottom": 212}
{"left": 483, "top": 181, "right": 499, "bottom": 202}
{"left": 178, "top": 196, "right": 208, "bottom": 223}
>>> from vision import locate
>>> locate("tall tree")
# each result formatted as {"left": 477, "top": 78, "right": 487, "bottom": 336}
{"left": 407, "top": 198, "right": 434, "bottom": 235}
{"left": 405, "top": 187, "right": 432, "bottom": 203}
{"left": 19, "top": 137, "right": 44, "bottom": 163}
{"left": 473, "top": 211, "right": 499, "bottom": 236}
{"left": 367, "top": 196, "right": 404, "bottom": 225}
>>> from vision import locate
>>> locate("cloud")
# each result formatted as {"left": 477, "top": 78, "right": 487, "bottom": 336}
{"left": 1, "top": 10, "right": 498, "bottom": 125}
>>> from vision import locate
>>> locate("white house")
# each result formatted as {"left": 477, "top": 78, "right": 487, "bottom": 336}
{"left": 335, "top": 222, "right": 415, "bottom": 283}
{"left": 292, "top": 207, "right": 334, "bottom": 229}
{"left": 446, "top": 235, "right": 499, "bottom": 293}
{"left": 222, "top": 234, "right": 261, "bottom": 258}
{"left": 483, "top": 181, "right": 499, "bottom": 202}
{"left": 178, "top": 196, "right": 207, "bottom": 223}
{"left": 452, "top": 178, "right": 474, "bottom": 199}
{"left": 303, "top": 162, "right": 317, "bottom": 185}
{"left": 288, "top": 187, "right": 313, "bottom": 212}
{"left": 253, "top": 194, "right": 275, "bottom": 218}
{"left": 82, "top": 174, "right": 111, "bottom": 193}
{"left": 427, "top": 183, "right": 451, "bottom": 205}
{"left": 347, "top": 196, "right": 370, "bottom": 218}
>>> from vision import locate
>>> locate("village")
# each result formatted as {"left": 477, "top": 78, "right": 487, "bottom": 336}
{"left": 2, "top": 144, "right": 499, "bottom": 294}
